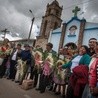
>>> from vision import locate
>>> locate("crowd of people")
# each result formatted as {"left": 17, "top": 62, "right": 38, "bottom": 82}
{"left": 0, "top": 38, "right": 98, "bottom": 98}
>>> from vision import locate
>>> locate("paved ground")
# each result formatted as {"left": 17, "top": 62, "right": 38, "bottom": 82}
{"left": 0, "top": 78, "right": 61, "bottom": 98}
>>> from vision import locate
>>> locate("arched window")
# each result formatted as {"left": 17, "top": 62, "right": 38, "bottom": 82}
{"left": 48, "top": 9, "right": 51, "bottom": 15}
{"left": 54, "top": 22, "right": 58, "bottom": 29}
{"left": 43, "top": 20, "right": 47, "bottom": 36}
{"left": 56, "top": 10, "right": 59, "bottom": 16}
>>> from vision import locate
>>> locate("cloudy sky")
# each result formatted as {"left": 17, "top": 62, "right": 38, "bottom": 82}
{"left": 0, "top": 0, "right": 98, "bottom": 40}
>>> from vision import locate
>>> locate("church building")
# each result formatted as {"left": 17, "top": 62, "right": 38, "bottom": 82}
{"left": 36, "top": 0, "right": 98, "bottom": 52}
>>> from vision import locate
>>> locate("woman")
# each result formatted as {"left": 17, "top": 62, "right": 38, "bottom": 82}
{"left": 62, "top": 45, "right": 91, "bottom": 98}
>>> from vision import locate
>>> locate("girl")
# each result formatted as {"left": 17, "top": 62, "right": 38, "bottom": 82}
{"left": 53, "top": 59, "right": 66, "bottom": 98}
{"left": 33, "top": 51, "right": 43, "bottom": 88}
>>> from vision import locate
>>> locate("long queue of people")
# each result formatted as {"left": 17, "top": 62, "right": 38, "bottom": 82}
{"left": 0, "top": 38, "right": 98, "bottom": 98}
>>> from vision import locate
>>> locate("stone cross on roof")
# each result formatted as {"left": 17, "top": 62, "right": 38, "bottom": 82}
{"left": 1, "top": 28, "right": 10, "bottom": 39}
{"left": 72, "top": 6, "right": 81, "bottom": 17}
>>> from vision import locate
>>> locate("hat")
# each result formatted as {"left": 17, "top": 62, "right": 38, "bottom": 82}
{"left": 24, "top": 44, "right": 30, "bottom": 47}
{"left": 46, "top": 43, "right": 53, "bottom": 48}
{"left": 56, "top": 60, "right": 64, "bottom": 65}
{"left": 17, "top": 43, "right": 21, "bottom": 47}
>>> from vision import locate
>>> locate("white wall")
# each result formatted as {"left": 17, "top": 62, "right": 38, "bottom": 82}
{"left": 49, "top": 32, "right": 61, "bottom": 52}
{"left": 83, "top": 29, "right": 98, "bottom": 46}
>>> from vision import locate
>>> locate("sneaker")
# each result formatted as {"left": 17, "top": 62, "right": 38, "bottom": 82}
{"left": 35, "top": 88, "right": 40, "bottom": 90}
{"left": 40, "top": 91, "right": 45, "bottom": 93}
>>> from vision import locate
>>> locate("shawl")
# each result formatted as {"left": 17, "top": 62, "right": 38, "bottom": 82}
{"left": 89, "top": 58, "right": 98, "bottom": 87}
{"left": 70, "top": 65, "right": 89, "bottom": 96}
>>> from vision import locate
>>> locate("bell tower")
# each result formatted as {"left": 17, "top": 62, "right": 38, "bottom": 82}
{"left": 36, "top": 0, "right": 63, "bottom": 49}
{"left": 40, "top": 0, "right": 63, "bottom": 38}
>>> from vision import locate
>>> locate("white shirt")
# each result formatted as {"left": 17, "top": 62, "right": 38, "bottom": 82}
{"left": 71, "top": 55, "right": 82, "bottom": 73}
{"left": 11, "top": 50, "right": 18, "bottom": 60}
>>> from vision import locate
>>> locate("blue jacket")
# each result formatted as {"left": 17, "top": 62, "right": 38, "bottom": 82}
{"left": 21, "top": 50, "right": 31, "bottom": 65}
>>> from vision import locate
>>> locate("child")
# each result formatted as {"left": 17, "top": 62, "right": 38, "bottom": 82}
{"left": 15, "top": 58, "right": 23, "bottom": 83}
{"left": 53, "top": 59, "right": 66, "bottom": 98}
{"left": 33, "top": 51, "right": 43, "bottom": 88}
{"left": 4, "top": 59, "right": 10, "bottom": 79}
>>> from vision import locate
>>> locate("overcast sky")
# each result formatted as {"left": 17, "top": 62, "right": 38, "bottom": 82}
{"left": 0, "top": 0, "right": 98, "bottom": 40}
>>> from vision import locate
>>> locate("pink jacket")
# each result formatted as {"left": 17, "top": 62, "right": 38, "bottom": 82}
{"left": 89, "top": 58, "right": 98, "bottom": 87}
{"left": 43, "top": 61, "right": 52, "bottom": 76}
{"left": 35, "top": 58, "right": 42, "bottom": 65}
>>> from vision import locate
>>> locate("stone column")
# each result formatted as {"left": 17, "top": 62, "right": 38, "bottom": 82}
{"left": 78, "top": 19, "right": 86, "bottom": 47}
{"left": 58, "top": 23, "right": 67, "bottom": 51}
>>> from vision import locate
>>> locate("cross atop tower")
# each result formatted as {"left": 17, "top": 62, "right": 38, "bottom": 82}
{"left": 1, "top": 29, "right": 10, "bottom": 39}
{"left": 72, "top": 6, "right": 81, "bottom": 17}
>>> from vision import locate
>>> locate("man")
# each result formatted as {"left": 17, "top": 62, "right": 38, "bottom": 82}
{"left": 88, "top": 38, "right": 97, "bottom": 56}
{"left": 19, "top": 44, "right": 32, "bottom": 85}
{"left": 9, "top": 43, "right": 22, "bottom": 80}
{"left": 39, "top": 42, "right": 58, "bottom": 93}
{"left": 43, "top": 42, "right": 58, "bottom": 62}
